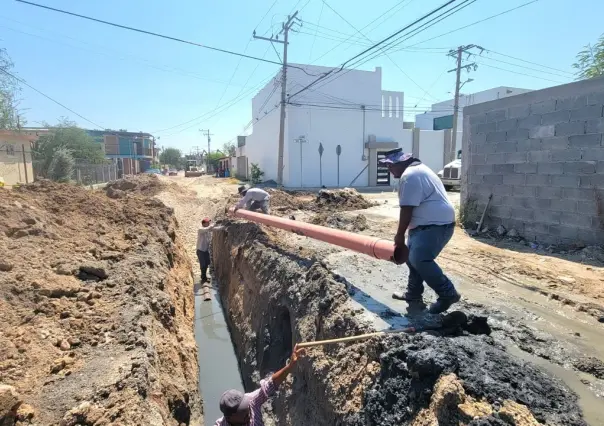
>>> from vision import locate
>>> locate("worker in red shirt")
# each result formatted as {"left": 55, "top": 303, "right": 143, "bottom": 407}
{"left": 213, "top": 345, "right": 304, "bottom": 426}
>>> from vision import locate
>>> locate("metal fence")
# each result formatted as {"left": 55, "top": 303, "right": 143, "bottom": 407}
{"left": 73, "top": 163, "right": 118, "bottom": 186}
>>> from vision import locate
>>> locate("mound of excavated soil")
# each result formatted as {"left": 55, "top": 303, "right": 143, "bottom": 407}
{"left": 265, "top": 187, "right": 375, "bottom": 215}
{"left": 105, "top": 174, "right": 166, "bottom": 199}
{"left": 348, "top": 334, "right": 585, "bottom": 426}
{"left": 0, "top": 179, "right": 201, "bottom": 425}
{"left": 310, "top": 213, "right": 369, "bottom": 232}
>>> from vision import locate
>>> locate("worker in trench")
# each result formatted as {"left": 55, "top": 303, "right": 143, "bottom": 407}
{"left": 233, "top": 185, "right": 271, "bottom": 215}
{"left": 381, "top": 148, "right": 461, "bottom": 314}
{"left": 196, "top": 217, "right": 218, "bottom": 283}
{"left": 214, "top": 344, "right": 305, "bottom": 426}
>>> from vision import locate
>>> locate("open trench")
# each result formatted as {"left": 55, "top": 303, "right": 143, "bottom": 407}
{"left": 208, "top": 220, "right": 590, "bottom": 425}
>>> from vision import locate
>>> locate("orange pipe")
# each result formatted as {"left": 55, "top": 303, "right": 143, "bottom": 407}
{"left": 230, "top": 208, "right": 395, "bottom": 261}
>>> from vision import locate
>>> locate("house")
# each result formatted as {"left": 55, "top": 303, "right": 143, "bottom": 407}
{"left": 0, "top": 130, "right": 36, "bottom": 186}
{"left": 87, "top": 130, "right": 156, "bottom": 175}
{"left": 414, "top": 86, "right": 533, "bottom": 131}
{"left": 242, "top": 64, "right": 461, "bottom": 188}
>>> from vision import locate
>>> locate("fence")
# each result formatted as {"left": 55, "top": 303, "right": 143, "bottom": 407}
{"left": 73, "top": 163, "right": 118, "bottom": 186}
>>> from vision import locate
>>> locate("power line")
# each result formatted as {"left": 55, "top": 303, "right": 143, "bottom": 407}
{"left": 475, "top": 63, "right": 568, "bottom": 84}
{"left": 399, "top": 0, "right": 540, "bottom": 50}
{"left": 14, "top": 0, "right": 297, "bottom": 68}
{"left": 479, "top": 54, "right": 573, "bottom": 78}
{"left": 0, "top": 67, "right": 104, "bottom": 128}
{"left": 484, "top": 49, "right": 574, "bottom": 76}
{"left": 307, "top": 1, "right": 325, "bottom": 61}
{"left": 288, "top": 0, "right": 461, "bottom": 102}
{"left": 303, "top": 0, "right": 474, "bottom": 99}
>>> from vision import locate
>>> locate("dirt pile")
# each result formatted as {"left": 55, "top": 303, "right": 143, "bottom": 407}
{"left": 211, "top": 221, "right": 585, "bottom": 426}
{"left": 266, "top": 187, "right": 375, "bottom": 216}
{"left": 314, "top": 188, "right": 375, "bottom": 211}
{"left": 0, "top": 179, "right": 201, "bottom": 425}
{"left": 105, "top": 174, "right": 166, "bottom": 199}
{"left": 310, "top": 213, "right": 369, "bottom": 232}
{"left": 348, "top": 334, "right": 585, "bottom": 425}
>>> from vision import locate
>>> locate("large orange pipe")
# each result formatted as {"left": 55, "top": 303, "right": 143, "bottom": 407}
{"left": 229, "top": 208, "right": 395, "bottom": 261}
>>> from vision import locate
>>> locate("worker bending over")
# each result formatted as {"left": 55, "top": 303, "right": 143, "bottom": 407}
{"left": 214, "top": 345, "right": 304, "bottom": 426}
{"left": 234, "top": 185, "right": 271, "bottom": 214}
{"left": 380, "top": 148, "right": 460, "bottom": 314}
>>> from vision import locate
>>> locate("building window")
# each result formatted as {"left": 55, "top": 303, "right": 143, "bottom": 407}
{"left": 395, "top": 96, "right": 400, "bottom": 118}
{"left": 389, "top": 96, "right": 393, "bottom": 118}
{"left": 433, "top": 115, "right": 454, "bottom": 130}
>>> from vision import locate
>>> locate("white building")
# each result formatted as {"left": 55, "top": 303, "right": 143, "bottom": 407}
{"left": 241, "top": 64, "right": 461, "bottom": 188}
{"left": 415, "top": 86, "right": 533, "bottom": 132}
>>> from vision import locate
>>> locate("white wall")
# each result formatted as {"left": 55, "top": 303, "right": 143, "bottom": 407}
{"left": 418, "top": 131, "right": 444, "bottom": 173}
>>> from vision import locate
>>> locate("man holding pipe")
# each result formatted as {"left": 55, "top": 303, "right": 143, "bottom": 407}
{"left": 214, "top": 344, "right": 304, "bottom": 426}
{"left": 234, "top": 185, "right": 271, "bottom": 215}
{"left": 380, "top": 148, "right": 460, "bottom": 314}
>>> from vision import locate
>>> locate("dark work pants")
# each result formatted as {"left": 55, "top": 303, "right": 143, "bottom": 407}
{"left": 406, "top": 223, "right": 457, "bottom": 298}
{"left": 196, "top": 249, "right": 210, "bottom": 281}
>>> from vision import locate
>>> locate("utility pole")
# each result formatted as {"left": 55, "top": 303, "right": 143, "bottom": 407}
{"left": 200, "top": 129, "right": 213, "bottom": 171}
{"left": 447, "top": 45, "right": 482, "bottom": 156}
{"left": 253, "top": 11, "right": 299, "bottom": 186}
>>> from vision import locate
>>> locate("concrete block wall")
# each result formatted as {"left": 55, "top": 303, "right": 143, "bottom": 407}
{"left": 461, "top": 77, "right": 604, "bottom": 245}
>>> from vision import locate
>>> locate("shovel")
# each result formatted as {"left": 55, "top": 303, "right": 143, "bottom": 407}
{"left": 297, "top": 311, "right": 468, "bottom": 349}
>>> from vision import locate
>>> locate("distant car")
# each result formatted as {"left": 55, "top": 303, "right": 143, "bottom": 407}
{"left": 437, "top": 150, "right": 462, "bottom": 191}
{"left": 168, "top": 169, "right": 178, "bottom": 176}
{"left": 145, "top": 168, "right": 162, "bottom": 175}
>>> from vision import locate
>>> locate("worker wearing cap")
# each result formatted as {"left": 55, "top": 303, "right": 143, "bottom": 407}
{"left": 234, "top": 185, "right": 271, "bottom": 215}
{"left": 380, "top": 149, "right": 460, "bottom": 314}
{"left": 196, "top": 218, "right": 214, "bottom": 283}
{"left": 214, "top": 344, "right": 304, "bottom": 426}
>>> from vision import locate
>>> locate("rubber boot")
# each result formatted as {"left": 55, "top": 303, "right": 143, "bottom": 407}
{"left": 428, "top": 292, "right": 461, "bottom": 314}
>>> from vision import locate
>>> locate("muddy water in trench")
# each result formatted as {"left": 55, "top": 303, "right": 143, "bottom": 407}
{"left": 195, "top": 283, "right": 244, "bottom": 426}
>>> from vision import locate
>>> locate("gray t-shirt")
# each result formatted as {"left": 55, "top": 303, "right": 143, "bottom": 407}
{"left": 398, "top": 162, "right": 455, "bottom": 229}
{"left": 236, "top": 188, "right": 270, "bottom": 208}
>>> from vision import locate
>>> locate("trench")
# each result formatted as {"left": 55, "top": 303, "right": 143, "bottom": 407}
{"left": 199, "top": 220, "right": 594, "bottom": 426}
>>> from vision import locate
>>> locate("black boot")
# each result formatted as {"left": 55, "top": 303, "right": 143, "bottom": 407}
{"left": 428, "top": 292, "right": 461, "bottom": 314}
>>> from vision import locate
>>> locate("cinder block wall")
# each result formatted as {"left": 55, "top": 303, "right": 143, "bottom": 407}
{"left": 461, "top": 77, "right": 604, "bottom": 245}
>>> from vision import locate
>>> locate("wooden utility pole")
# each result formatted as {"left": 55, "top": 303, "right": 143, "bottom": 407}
{"left": 253, "top": 11, "right": 299, "bottom": 186}
{"left": 447, "top": 45, "right": 482, "bottom": 154}
{"left": 199, "top": 129, "right": 213, "bottom": 171}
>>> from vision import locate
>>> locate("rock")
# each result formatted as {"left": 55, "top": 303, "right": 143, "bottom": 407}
{"left": 507, "top": 229, "right": 519, "bottom": 238}
{"left": 16, "top": 403, "right": 35, "bottom": 421}
{"left": 481, "top": 226, "right": 489, "bottom": 233}
{"left": 59, "top": 339, "right": 71, "bottom": 351}
{"left": 68, "top": 337, "right": 81, "bottom": 347}
{"left": 458, "top": 400, "right": 493, "bottom": 419}
{"left": 557, "top": 276, "right": 576, "bottom": 285}
{"left": 499, "top": 400, "right": 540, "bottom": 425}
{"left": 580, "top": 246, "right": 604, "bottom": 262}
{"left": 496, "top": 224, "right": 507, "bottom": 236}
{"left": 55, "top": 264, "right": 76, "bottom": 276}
{"left": 78, "top": 263, "right": 108, "bottom": 280}
{"left": 22, "top": 217, "right": 36, "bottom": 225}
{"left": 0, "top": 384, "right": 22, "bottom": 419}
{"left": 60, "top": 311, "right": 71, "bottom": 319}
{"left": 12, "top": 229, "right": 29, "bottom": 238}
{"left": 599, "top": 317, "right": 604, "bottom": 324}
{"left": 60, "top": 401, "right": 91, "bottom": 426}
{"left": 0, "top": 262, "right": 14, "bottom": 272}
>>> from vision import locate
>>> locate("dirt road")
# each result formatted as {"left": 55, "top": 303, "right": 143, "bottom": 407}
{"left": 163, "top": 176, "right": 604, "bottom": 424}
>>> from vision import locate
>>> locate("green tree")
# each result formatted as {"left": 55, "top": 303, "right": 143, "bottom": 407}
{"left": 159, "top": 147, "right": 182, "bottom": 168}
{"left": 222, "top": 141, "right": 236, "bottom": 157}
{"left": 250, "top": 163, "right": 264, "bottom": 184}
{"left": 573, "top": 33, "right": 604, "bottom": 80}
{"left": 206, "top": 151, "right": 223, "bottom": 169}
{"left": 33, "top": 119, "right": 106, "bottom": 177}
{"left": 0, "top": 47, "right": 24, "bottom": 130}
{"left": 47, "top": 147, "right": 75, "bottom": 182}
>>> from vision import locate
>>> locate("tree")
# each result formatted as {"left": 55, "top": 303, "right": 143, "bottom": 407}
{"left": 250, "top": 163, "right": 264, "bottom": 184}
{"left": 47, "top": 148, "right": 75, "bottom": 182}
{"left": 0, "top": 47, "right": 24, "bottom": 130}
{"left": 159, "top": 147, "right": 182, "bottom": 168}
{"left": 33, "top": 119, "right": 106, "bottom": 178}
{"left": 573, "top": 33, "right": 604, "bottom": 80}
{"left": 206, "top": 151, "right": 223, "bottom": 169}
{"left": 222, "top": 141, "right": 236, "bottom": 157}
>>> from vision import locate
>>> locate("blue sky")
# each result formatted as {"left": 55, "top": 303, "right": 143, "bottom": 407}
{"left": 1, "top": 0, "right": 601, "bottom": 154}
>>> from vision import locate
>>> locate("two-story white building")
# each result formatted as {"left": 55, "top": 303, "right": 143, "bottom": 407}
{"left": 414, "top": 86, "right": 533, "bottom": 131}
{"left": 242, "top": 64, "right": 410, "bottom": 188}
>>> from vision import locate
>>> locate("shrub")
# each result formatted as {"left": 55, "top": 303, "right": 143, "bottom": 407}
{"left": 47, "top": 148, "right": 75, "bottom": 183}
{"left": 250, "top": 163, "right": 264, "bottom": 184}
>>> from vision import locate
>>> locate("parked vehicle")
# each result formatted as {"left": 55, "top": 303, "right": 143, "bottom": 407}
{"left": 168, "top": 169, "right": 178, "bottom": 176}
{"left": 144, "top": 168, "right": 162, "bottom": 175}
{"left": 437, "top": 150, "right": 462, "bottom": 191}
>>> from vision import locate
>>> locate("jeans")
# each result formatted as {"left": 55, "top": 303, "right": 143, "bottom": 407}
{"left": 406, "top": 223, "right": 457, "bottom": 298}
{"left": 196, "top": 250, "right": 210, "bottom": 281}
{"left": 246, "top": 199, "right": 270, "bottom": 214}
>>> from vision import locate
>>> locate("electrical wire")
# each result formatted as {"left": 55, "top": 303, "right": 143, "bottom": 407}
{"left": 14, "top": 0, "right": 312, "bottom": 73}
{"left": 288, "top": 0, "right": 461, "bottom": 102}
{"left": 474, "top": 63, "right": 568, "bottom": 84}
{"left": 0, "top": 67, "right": 104, "bottom": 128}
{"left": 307, "top": 1, "right": 325, "bottom": 61}
{"left": 306, "top": 0, "right": 474, "bottom": 97}
{"left": 399, "top": 0, "right": 540, "bottom": 50}
{"left": 479, "top": 54, "right": 573, "bottom": 78}
{"left": 484, "top": 49, "right": 574, "bottom": 76}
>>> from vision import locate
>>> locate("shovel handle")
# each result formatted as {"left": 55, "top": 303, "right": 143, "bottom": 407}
{"left": 297, "top": 327, "right": 415, "bottom": 348}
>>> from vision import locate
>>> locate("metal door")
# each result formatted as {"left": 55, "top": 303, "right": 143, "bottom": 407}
{"left": 376, "top": 151, "right": 391, "bottom": 186}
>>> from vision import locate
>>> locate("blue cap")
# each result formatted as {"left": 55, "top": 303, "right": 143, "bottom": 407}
{"left": 219, "top": 389, "right": 251, "bottom": 416}
{"left": 378, "top": 148, "right": 413, "bottom": 165}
